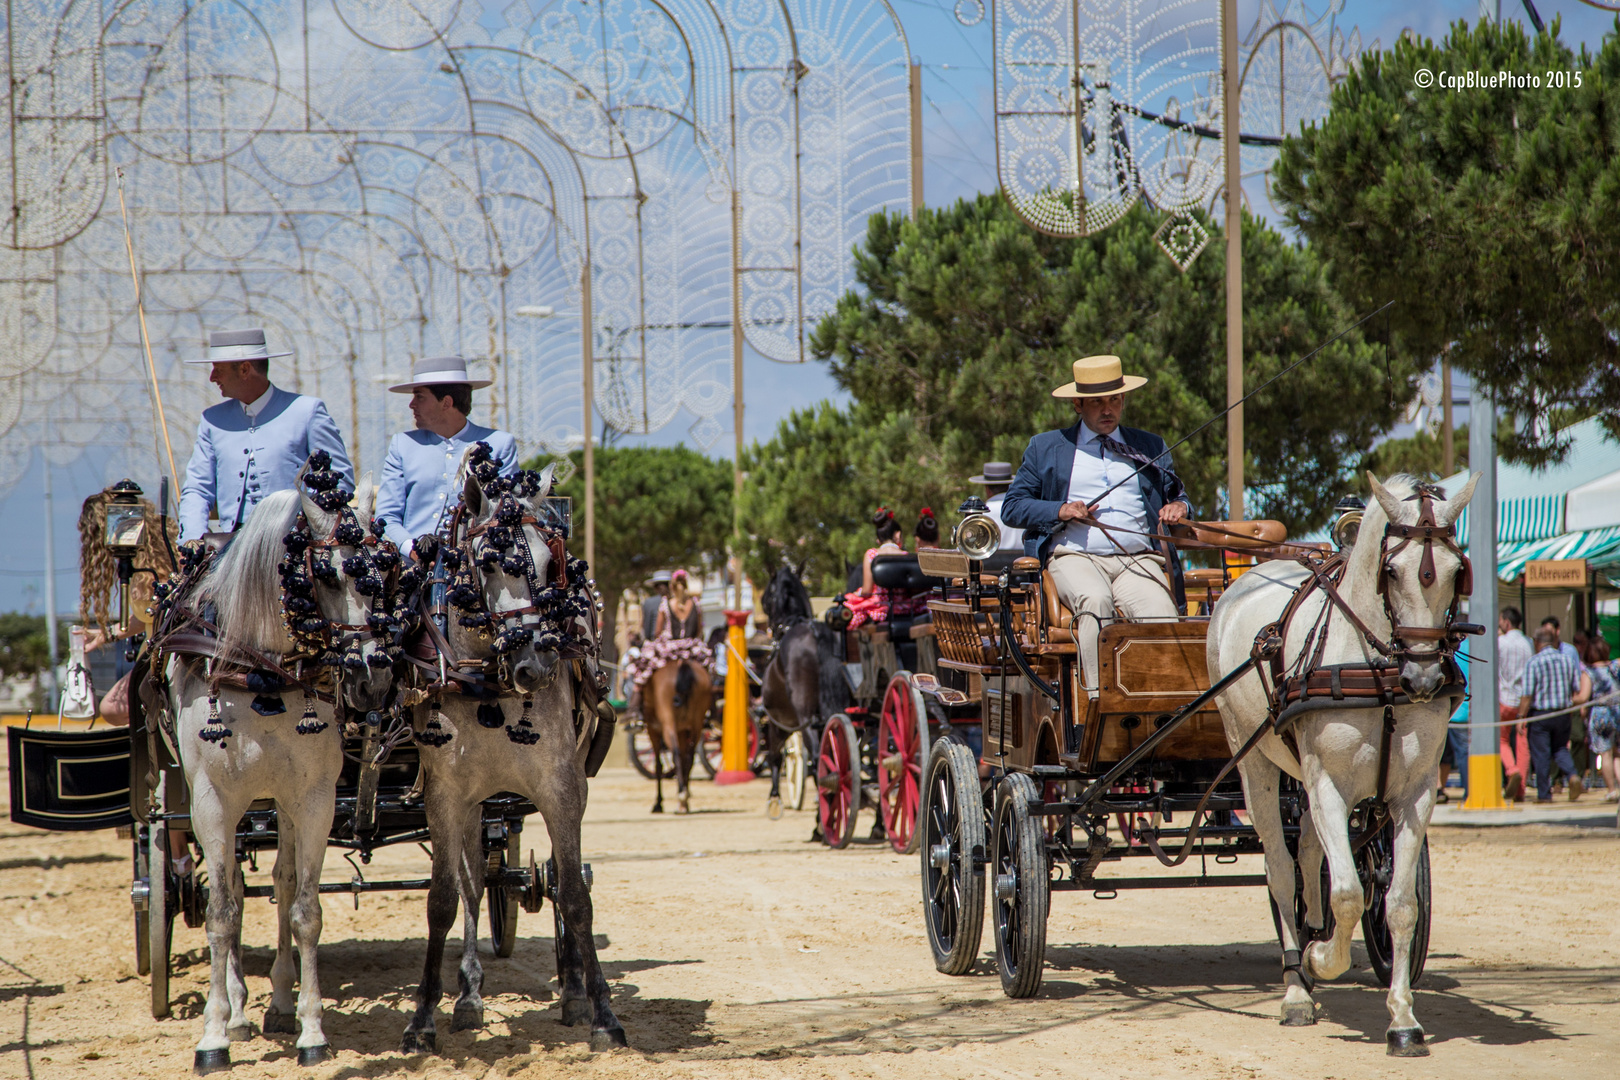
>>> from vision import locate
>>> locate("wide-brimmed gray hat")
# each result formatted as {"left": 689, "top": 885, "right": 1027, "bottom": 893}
{"left": 388, "top": 355, "right": 493, "bottom": 393}
{"left": 187, "top": 328, "right": 291, "bottom": 364}
{"left": 645, "top": 569, "right": 673, "bottom": 587}
{"left": 970, "top": 461, "right": 1014, "bottom": 485}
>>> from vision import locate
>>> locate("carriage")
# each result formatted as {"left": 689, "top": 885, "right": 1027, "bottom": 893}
{"left": 885, "top": 501, "right": 1439, "bottom": 999}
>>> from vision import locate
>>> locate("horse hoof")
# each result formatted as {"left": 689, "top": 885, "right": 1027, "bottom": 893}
{"left": 227, "top": 1024, "right": 254, "bottom": 1042}
{"left": 400, "top": 1029, "right": 436, "bottom": 1055}
{"left": 1386, "top": 1028, "right": 1429, "bottom": 1057}
{"left": 560, "top": 998, "right": 591, "bottom": 1028}
{"left": 451, "top": 1004, "right": 485, "bottom": 1032}
{"left": 193, "top": 1048, "right": 231, "bottom": 1075}
{"left": 296, "top": 1045, "right": 332, "bottom": 1067}
{"left": 1280, "top": 1002, "right": 1316, "bottom": 1027}
{"left": 651, "top": 805, "right": 664, "bottom": 815}
{"left": 676, "top": 802, "right": 690, "bottom": 815}
{"left": 766, "top": 797, "right": 783, "bottom": 821}
{"left": 590, "top": 1025, "right": 629, "bottom": 1051}
{"left": 263, "top": 1008, "right": 297, "bottom": 1034}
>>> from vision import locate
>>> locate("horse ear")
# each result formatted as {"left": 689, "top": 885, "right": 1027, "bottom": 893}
{"left": 1366, "top": 472, "right": 1403, "bottom": 524}
{"left": 533, "top": 463, "right": 555, "bottom": 500}
{"left": 353, "top": 472, "right": 377, "bottom": 521}
{"left": 462, "top": 472, "right": 485, "bottom": 520}
{"left": 794, "top": 559, "right": 807, "bottom": 580}
{"left": 1438, "top": 472, "right": 1480, "bottom": 526}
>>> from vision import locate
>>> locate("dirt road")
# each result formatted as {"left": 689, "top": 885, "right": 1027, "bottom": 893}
{"left": 3, "top": 762, "right": 1617, "bottom": 1079}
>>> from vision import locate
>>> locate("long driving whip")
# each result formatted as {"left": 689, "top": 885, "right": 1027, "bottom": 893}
{"left": 115, "top": 167, "right": 181, "bottom": 496}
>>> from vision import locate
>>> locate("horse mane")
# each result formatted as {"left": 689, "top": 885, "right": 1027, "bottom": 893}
{"left": 765, "top": 565, "right": 814, "bottom": 628}
{"left": 199, "top": 488, "right": 301, "bottom": 657}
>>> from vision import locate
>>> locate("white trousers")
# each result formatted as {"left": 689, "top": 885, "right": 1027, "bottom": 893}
{"left": 1048, "top": 550, "right": 1178, "bottom": 697}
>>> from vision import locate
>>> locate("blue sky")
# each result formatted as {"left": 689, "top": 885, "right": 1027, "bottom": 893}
{"left": 3, "top": 1, "right": 1612, "bottom": 614}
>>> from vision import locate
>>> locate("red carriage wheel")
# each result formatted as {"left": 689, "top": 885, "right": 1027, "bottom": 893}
{"left": 816, "top": 714, "right": 861, "bottom": 848}
{"left": 877, "top": 674, "right": 930, "bottom": 854}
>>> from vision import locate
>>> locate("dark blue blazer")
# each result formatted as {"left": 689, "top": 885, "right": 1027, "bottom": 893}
{"left": 1000, "top": 422, "right": 1192, "bottom": 605}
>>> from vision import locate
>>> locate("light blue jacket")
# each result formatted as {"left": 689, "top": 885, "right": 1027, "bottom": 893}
{"left": 179, "top": 387, "right": 352, "bottom": 541}
{"left": 374, "top": 423, "right": 519, "bottom": 551}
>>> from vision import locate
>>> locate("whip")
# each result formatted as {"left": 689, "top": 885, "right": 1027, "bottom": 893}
{"left": 115, "top": 167, "right": 181, "bottom": 496}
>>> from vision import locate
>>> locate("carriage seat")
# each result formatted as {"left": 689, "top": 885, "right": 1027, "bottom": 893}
{"left": 1171, "top": 519, "right": 1288, "bottom": 549}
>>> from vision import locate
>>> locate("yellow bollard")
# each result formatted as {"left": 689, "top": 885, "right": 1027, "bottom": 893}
{"left": 1463, "top": 754, "right": 1506, "bottom": 809}
{"left": 715, "top": 610, "right": 754, "bottom": 785}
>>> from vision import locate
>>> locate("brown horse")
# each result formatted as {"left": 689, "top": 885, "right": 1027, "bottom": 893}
{"left": 645, "top": 658, "right": 713, "bottom": 813}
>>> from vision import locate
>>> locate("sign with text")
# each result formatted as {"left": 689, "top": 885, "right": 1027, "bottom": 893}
{"left": 1525, "top": 559, "right": 1588, "bottom": 589}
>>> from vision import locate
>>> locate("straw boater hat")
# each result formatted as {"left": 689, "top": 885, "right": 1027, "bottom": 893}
{"left": 388, "top": 355, "right": 493, "bottom": 393}
{"left": 969, "top": 462, "right": 1014, "bottom": 486}
{"left": 187, "top": 328, "right": 291, "bottom": 364}
{"left": 1051, "top": 354, "right": 1147, "bottom": 399}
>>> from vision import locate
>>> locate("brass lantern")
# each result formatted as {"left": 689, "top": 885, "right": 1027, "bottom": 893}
{"left": 953, "top": 495, "right": 1001, "bottom": 561}
{"left": 103, "top": 480, "right": 145, "bottom": 631}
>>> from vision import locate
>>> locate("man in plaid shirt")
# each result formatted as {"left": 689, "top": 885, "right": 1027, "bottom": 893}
{"left": 1518, "top": 628, "right": 1592, "bottom": 802}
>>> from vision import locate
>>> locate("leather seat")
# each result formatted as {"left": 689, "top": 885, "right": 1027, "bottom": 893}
{"left": 1040, "top": 570, "right": 1075, "bottom": 644}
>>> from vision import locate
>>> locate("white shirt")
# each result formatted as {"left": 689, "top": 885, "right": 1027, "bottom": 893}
{"left": 1497, "top": 628, "right": 1533, "bottom": 703}
{"left": 1053, "top": 422, "right": 1152, "bottom": 555}
{"left": 242, "top": 385, "right": 275, "bottom": 422}
{"left": 985, "top": 493, "right": 1025, "bottom": 552}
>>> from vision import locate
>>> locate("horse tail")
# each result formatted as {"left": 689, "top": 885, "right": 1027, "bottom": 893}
{"left": 672, "top": 661, "right": 696, "bottom": 710}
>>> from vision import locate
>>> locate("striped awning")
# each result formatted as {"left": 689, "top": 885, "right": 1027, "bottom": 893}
{"left": 1495, "top": 526, "right": 1620, "bottom": 582}
{"left": 1456, "top": 494, "right": 1566, "bottom": 546}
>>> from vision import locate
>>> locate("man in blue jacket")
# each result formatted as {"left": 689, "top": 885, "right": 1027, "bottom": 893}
{"left": 374, "top": 355, "right": 518, "bottom": 553}
{"left": 179, "top": 328, "right": 353, "bottom": 541}
{"left": 1001, "top": 355, "right": 1192, "bottom": 698}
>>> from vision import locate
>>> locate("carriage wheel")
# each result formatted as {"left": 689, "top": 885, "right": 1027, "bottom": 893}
{"left": 991, "top": 773, "right": 1049, "bottom": 998}
{"left": 133, "top": 827, "right": 151, "bottom": 977}
{"left": 816, "top": 714, "right": 861, "bottom": 848}
{"left": 487, "top": 830, "right": 521, "bottom": 958}
{"left": 1360, "top": 825, "right": 1431, "bottom": 988}
{"left": 149, "top": 823, "right": 176, "bottom": 1019}
{"left": 878, "top": 674, "right": 930, "bottom": 854}
{"left": 626, "top": 724, "right": 673, "bottom": 779}
{"left": 782, "top": 730, "right": 809, "bottom": 812}
{"left": 922, "top": 740, "right": 986, "bottom": 975}
{"left": 699, "top": 717, "right": 722, "bottom": 779}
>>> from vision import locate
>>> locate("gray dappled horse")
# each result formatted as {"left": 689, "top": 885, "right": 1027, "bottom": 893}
{"left": 1207, "top": 473, "right": 1478, "bottom": 1055}
{"left": 401, "top": 452, "right": 626, "bottom": 1053}
{"left": 165, "top": 478, "right": 394, "bottom": 1071}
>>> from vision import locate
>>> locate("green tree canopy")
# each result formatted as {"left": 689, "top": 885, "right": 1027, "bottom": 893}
{"left": 534, "top": 445, "right": 732, "bottom": 659}
{"left": 1272, "top": 17, "right": 1619, "bottom": 465}
{"left": 742, "top": 196, "right": 1417, "bottom": 590}
{"left": 0, "top": 613, "right": 68, "bottom": 679}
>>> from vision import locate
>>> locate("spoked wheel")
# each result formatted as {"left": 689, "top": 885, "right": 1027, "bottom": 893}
{"left": 921, "top": 739, "right": 986, "bottom": 975}
{"left": 626, "top": 722, "right": 673, "bottom": 779}
{"left": 991, "top": 773, "right": 1049, "bottom": 998}
{"left": 816, "top": 714, "right": 862, "bottom": 848}
{"left": 487, "top": 829, "right": 521, "bottom": 958}
{"left": 782, "top": 730, "right": 809, "bottom": 812}
{"left": 133, "top": 826, "right": 151, "bottom": 977}
{"left": 149, "top": 823, "right": 176, "bottom": 1019}
{"left": 878, "top": 673, "right": 930, "bottom": 854}
{"left": 1360, "top": 824, "right": 1431, "bottom": 987}
{"left": 700, "top": 713, "right": 761, "bottom": 779}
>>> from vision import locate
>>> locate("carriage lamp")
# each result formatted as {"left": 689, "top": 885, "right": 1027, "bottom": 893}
{"left": 104, "top": 480, "right": 146, "bottom": 631}
{"left": 954, "top": 510, "right": 1001, "bottom": 562}
{"left": 1330, "top": 494, "right": 1365, "bottom": 552}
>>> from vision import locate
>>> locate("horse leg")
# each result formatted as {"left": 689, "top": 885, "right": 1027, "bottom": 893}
{"left": 1383, "top": 790, "right": 1435, "bottom": 1056}
{"left": 1302, "top": 771, "right": 1363, "bottom": 983}
{"left": 651, "top": 727, "right": 665, "bottom": 814}
{"left": 189, "top": 781, "right": 246, "bottom": 1073}
{"left": 222, "top": 855, "right": 250, "bottom": 1041}
{"left": 1240, "top": 757, "right": 1314, "bottom": 1025}
{"left": 264, "top": 816, "right": 300, "bottom": 1035}
{"left": 286, "top": 785, "right": 335, "bottom": 1063}
{"left": 674, "top": 707, "right": 698, "bottom": 815}
{"left": 402, "top": 794, "right": 471, "bottom": 1054}
{"left": 765, "top": 726, "right": 783, "bottom": 817}
{"left": 452, "top": 813, "right": 486, "bottom": 1032}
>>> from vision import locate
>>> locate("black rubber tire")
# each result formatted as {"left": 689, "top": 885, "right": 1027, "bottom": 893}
{"left": 921, "top": 740, "right": 986, "bottom": 975}
{"left": 488, "top": 834, "right": 521, "bottom": 958}
{"left": 626, "top": 724, "right": 673, "bottom": 779}
{"left": 1269, "top": 845, "right": 1335, "bottom": 953}
{"left": 149, "top": 824, "right": 174, "bottom": 1019}
{"left": 1361, "top": 828, "right": 1431, "bottom": 988}
{"left": 991, "top": 773, "right": 1049, "bottom": 998}
{"left": 134, "top": 828, "right": 151, "bottom": 977}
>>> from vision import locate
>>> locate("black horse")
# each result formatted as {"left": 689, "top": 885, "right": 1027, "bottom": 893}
{"left": 758, "top": 564, "right": 849, "bottom": 821}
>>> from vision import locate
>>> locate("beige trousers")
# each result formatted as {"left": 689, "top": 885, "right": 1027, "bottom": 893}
{"left": 1048, "top": 550, "right": 1178, "bottom": 697}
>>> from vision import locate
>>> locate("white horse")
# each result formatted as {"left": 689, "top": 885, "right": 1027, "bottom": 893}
{"left": 1208, "top": 472, "right": 1477, "bottom": 1055}
{"left": 166, "top": 479, "right": 394, "bottom": 1072}
{"left": 401, "top": 454, "right": 626, "bottom": 1053}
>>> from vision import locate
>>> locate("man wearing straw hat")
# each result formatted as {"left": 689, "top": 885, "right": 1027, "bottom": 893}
{"left": 375, "top": 355, "right": 518, "bottom": 553}
{"left": 178, "top": 328, "right": 353, "bottom": 542}
{"left": 1001, "top": 355, "right": 1192, "bottom": 699}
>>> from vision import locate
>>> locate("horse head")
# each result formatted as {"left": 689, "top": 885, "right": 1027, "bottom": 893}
{"left": 455, "top": 446, "right": 561, "bottom": 695}
{"left": 1364, "top": 471, "right": 1480, "bottom": 703}
{"left": 299, "top": 470, "right": 398, "bottom": 712}
{"left": 763, "top": 562, "right": 813, "bottom": 634}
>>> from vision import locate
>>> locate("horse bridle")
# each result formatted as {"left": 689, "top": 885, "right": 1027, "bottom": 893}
{"left": 451, "top": 497, "right": 566, "bottom": 652}
{"left": 1370, "top": 484, "right": 1473, "bottom": 665}
{"left": 289, "top": 507, "right": 402, "bottom": 668}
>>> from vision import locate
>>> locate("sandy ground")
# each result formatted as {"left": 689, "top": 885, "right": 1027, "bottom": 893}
{"left": 3, "top": 757, "right": 1618, "bottom": 1080}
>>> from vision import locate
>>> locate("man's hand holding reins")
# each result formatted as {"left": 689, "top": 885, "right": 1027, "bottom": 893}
{"left": 1159, "top": 500, "right": 1190, "bottom": 527}
{"left": 1058, "top": 500, "right": 1098, "bottom": 524}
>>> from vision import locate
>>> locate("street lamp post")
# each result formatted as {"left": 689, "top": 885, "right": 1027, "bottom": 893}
{"left": 515, "top": 298, "right": 594, "bottom": 580}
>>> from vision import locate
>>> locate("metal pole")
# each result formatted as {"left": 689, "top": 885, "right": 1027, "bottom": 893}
{"left": 41, "top": 446, "right": 59, "bottom": 712}
{"left": 1222, "top": 0, "right": 1243, "bottom": 522}
{"left": 581, "top": 264, "right": 595, "bottom": 577}
{"left": 1441, "top": 356, "right": 1453, "bottom": 476}
{"left": 731, "top": 189, "right": 745, "bottom": 612}
{"left": 1464, "top": 384, "right": 1504, "bottom": 809}
{"left": 909, "top": 60, "right": 923, "bottom": 214}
